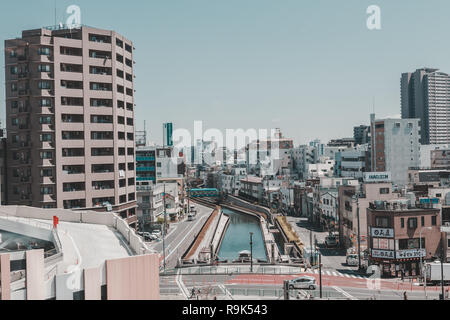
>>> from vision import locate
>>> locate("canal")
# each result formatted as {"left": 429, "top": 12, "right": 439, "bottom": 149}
{"left": 217, "top": 209, "right": 268, "bottom": 262}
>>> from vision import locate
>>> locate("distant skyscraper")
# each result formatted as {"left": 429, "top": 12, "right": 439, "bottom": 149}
{"left": 401, "top": 68, "right": 450, "bottom": 145}
{"left": 163, "top": 123, "right": 173, "bottom": 147}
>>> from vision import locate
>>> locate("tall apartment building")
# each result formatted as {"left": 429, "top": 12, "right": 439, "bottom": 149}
{"left": 401, "top": 68, "right": 450, "bottom": 145}
{"left": 4, "top": 26, "right": 137, "bottom": 218}
{"left": 370, "top": 115, "right": 421, "bottom": 186}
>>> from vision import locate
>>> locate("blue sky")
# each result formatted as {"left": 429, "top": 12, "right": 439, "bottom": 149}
{"left": 1, "top": 0, "right": 449, "bottom": 145}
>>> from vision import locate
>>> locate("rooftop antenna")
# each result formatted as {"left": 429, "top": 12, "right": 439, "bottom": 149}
{"left": 54, "top": 0, "right": 56, "bottom": 26}
{"left": 372, "top": 96, "right": 376, "bottom": 114}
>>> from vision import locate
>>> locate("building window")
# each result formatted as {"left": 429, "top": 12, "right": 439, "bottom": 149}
{"left": 40, "top": 168, "right": 53, "bottom": 177}
{"left": 379, "top": 188, "right": 389, "bottom": 195}
{"left": 375, "top": 216, "right": 390, "bottom": 228}
{"left": 38, "top": 81, "right": 52, "bottom": 90}
{"left": 41, "top": 187, "right": 53, "bottom": 195}
{"left": 40, "top": 134, "right": 52, "bottom": 142}
{"left": 432, "top": 216, "right": 437, "bottom": 226}
{"left": 401, "top": 218, "right": 405, "bottom": 228}
{"left": 421, "top": 216, "right": 425, "bottom": 227}
{"left": 40, "top": 151, "right": 53, "bottom": 159}
{"left": 37, "top": 47, "right": 51, "bottom": 56}
{"left": 38, "top": 64, "right": 51, "bottom": 73}
{"left": 407, "top": 218, "right": 418, "bottom": 229}
{"left": 399, "top": 238, "right": 425, "bottom": 250}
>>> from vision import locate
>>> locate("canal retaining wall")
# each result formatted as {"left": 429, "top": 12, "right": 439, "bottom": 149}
{"left": 225, "top": 196, "right": 272, "bottom": 223}
{"left": 211, "top": 212, "right": 230, "bottom": 258}
{"left": 182, "top": 206, "right": 220, "bottom": 262}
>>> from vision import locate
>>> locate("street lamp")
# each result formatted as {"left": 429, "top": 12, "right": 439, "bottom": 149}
{"left": 250, "top": 232, "right": 254, "bottom": 273}
{"left": 419, "top": 226, "right": 432, "bottom": 299}
{"left": 162, "top": 183, "right": 167, "bottom": 274}
{"left": 351, "top": 195, "right": 362, "bottom": 271}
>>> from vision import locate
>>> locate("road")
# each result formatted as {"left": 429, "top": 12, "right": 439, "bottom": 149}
{"left": 286, "top": 216, "right": 361, "bottom": 275}
{"left": 160, "top": 271, "right": 445, "bottom": 300}
{"left": 149, "top": 203, "right": 214, "bottom": 269}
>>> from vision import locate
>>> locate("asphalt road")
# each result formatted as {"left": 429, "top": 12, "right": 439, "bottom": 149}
{"left": 160, "top": 272, "right": 445, "bottom": 300}
{"left": 149, "top": 203, "right": 214, "bottom": 269}
{"left": 286, "top": 216, "right": 359, "bottom": 273}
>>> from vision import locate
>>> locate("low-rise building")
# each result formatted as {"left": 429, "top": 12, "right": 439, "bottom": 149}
{"left": 239, "top": 176, "right": 264, "bottom": 203}
{"left": 335, "top": 145, "right": 370, "bottom": 180}
{"left": 367, "top": 200, "right": 442, "bottom": 278}
{"left": 338, "top": 179, "right": 401, "bottom": 250}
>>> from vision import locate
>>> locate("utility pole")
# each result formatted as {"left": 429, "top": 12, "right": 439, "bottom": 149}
{"left": 319, "top": 252, "right": 323, "bottom": 299}
{"left": 250, "top": 232, "right": 254, "bottom": 273}
{"left": 356, "top": 196, "right": 362, "bottom": 271}
{"left": 441, "top": 238, "right": 445, "bottom": 300}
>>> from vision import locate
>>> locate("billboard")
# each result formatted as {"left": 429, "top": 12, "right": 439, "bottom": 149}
{"left": 364, "top": 172, "right": 391, "bottom": 183}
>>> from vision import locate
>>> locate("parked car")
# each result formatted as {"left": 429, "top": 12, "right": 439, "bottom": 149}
{"left": 152, "top": 231, "right": 162, "bottom": 238}
{"left": 288, "top": 276, "right": 317, "bottom": 290}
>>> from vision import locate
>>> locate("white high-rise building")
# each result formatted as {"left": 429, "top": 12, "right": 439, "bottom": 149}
{"left": 370, "top": 115, "right": 421, "bottom": 186}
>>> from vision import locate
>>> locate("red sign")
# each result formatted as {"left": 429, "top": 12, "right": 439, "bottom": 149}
{"left": 53, "top": 216, "right": 59, "bottom": 229}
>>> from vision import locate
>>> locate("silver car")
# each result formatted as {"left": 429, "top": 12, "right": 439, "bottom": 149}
{"left": 288, "top": 276, "right": 317, "bottom": 290}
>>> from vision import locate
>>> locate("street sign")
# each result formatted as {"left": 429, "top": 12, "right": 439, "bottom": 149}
{"left": 364, "top": 172, "right": 391, "bottom": 183}
{"left": 371, "top": 227, "right": 394, "bottom": 238}
{"left": 371, "top": 249, "right": 395, "bottom": 259}
{"left": 396, "top": 249, "right": 426, "bottom": 259}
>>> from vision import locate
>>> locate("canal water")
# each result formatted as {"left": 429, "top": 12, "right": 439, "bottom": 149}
{"left": 217, "top": 209, "right": 268, "bottom": 262}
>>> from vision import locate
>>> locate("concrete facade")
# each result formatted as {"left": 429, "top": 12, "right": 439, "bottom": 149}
{"left": 370, "top": 116, "right": 421, "bottom": 186}
{"left": 4, "top": 26, "right": 136, "bottom": 216}
{"left": 401, "top": 68, "right": 450, "bottom": 145}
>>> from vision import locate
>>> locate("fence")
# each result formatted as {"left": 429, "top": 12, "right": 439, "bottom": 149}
{"left": 162, "top": 265, "right": 305, "bottom": 276}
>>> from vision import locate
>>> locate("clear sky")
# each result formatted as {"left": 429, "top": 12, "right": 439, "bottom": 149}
{"left": 1, "top": 0, "right": 449, "bottom": 145}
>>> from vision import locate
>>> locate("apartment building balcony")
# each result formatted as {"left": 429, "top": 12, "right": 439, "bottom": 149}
{"left": 38, "top": 141, "right": 55, "bottom": 150}
{"left": 90, "top": 140, "right": 114, "bottom": 149}
{"left": 61, "top": 173, "right": 86, "bottom": 183}
{"left": 89, "top": 73, "right": 113, "bottom": 83}
{"left": 91, "top": 172, "right": 115, "bottom": 181}
{"left": 88, "top": 57, "right": 112, "bottom": 68}
{"left": 59, "top": 55, "right": 83, "bottom": 65}
{"left": 35, "top": 72, "right": 54, "bottom": 81}
{"left": 59, "top": 88, "right": 83, "bottom": 98}
{"left": 60, "top": 122, "right": 84, "bottom": 131}
{"left": 61, "top": 191, "right": 86, "bottom": 201}
{"left": 63, "top": 199, "right": 86, "bottom": 210}
{"left": 89, "top": 90, "right": 113, "bottom": 100}
{"left": 90, "top": 123, "right": 114, "bottom": 131}
{"left": 91, "top": 188, "right": 115, "bottom": 198}
{"left": 39, "top": 176, "right": 55, "bottom": 185}
{"left": 63, "top": 182, "right": 85, "bottom": 193}
{"left": 60, "top": 72, "right": 83, "bottom": 82}
{"left": 88, "top": 40, "right": 112, "bottom": 51}
{"left": 60, "top": 140, "right": 84, "bottom": 148}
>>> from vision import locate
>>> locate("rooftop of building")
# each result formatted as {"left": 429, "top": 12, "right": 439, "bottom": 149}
{"left": 368, "top": 200, "right": 440, "bottom": 213}
{"left": 0, "top": 206, "right": 153, "bottom": 273}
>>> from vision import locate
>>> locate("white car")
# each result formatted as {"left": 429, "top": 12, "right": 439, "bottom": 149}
{"left": 346, "top": 254, "right": 359, "bottom": 266}
{"left": 288, "top": 276, "right": 317, "bottom": 290}
{"left": 152, "top": 231, "right": 162, "bottom": 238}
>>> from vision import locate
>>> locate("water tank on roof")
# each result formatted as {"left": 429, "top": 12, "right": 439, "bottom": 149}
{"left": 445, "top": 192, "right": 450, "bottom": 206}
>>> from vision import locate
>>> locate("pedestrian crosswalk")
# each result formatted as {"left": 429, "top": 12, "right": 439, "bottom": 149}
{"left": 306, "top": 269, "right": 368, "bottom": 280}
